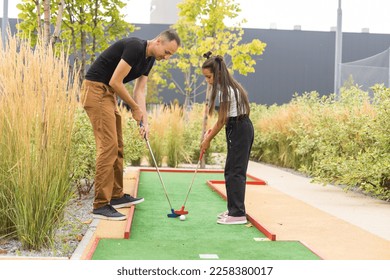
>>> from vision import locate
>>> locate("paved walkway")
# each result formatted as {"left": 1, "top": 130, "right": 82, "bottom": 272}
{"left": 244, "top": 161, "right": 390, "bottom": 259}
{"left": 247, "top": 161, "right": 390, "bottom": 241}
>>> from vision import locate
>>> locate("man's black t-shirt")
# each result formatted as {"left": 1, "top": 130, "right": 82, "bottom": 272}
{"left": 85, "top": 37, "right": 155, "bottom": 85}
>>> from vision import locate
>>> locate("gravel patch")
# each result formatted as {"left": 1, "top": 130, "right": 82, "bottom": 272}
{"left": 0, "top": 191, "right": 94, "bottom": 259}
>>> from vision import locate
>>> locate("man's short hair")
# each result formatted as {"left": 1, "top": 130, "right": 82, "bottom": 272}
{"left": 159, "top": 29, "right": 181, "bottom": 46}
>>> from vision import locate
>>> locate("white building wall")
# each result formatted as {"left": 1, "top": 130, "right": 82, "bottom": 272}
{"left": 150, "top": 0, "right": 180, "bottom": 24}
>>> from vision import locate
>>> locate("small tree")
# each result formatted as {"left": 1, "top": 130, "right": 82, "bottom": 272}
{"left": 153, "top": 0, "right": 266, "bottom": 110}
{"left": 16, "top": 0, "right": 136, "bottom": 80}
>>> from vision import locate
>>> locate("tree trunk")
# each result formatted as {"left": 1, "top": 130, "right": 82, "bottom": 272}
{"left": 200, "top": 84, "right": 210, "bottom": 168}
{"left": 184, "top": 94, "right": 191, "bottom": 111}
{"left": 43, "top": 0, "right": 50, "bottom": 46}
{"left": 91, "top": 0, "right": 99, "bottom": 62}
{"left": 35, "top": 0, "right": 42, "bottom": 39}
{"left": 79, "top": 5, "right": 86, "bottom": 82}
{"left": 50, "top": 0, "right": 65, "bottom": 48}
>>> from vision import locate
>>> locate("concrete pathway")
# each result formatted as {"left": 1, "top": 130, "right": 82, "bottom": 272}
{"left": 247, "top": 161, "right": 390, "bottom": 241}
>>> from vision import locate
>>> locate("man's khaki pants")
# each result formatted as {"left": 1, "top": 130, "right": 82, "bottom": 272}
{"left": 80, "top": 80, "right": 124, "bottom": 209}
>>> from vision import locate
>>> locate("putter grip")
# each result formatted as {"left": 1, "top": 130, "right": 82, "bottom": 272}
{"left": 199, "top": 129, "right": 211, "bottom": 161}
{"left": 139, "top": 120, "right": 147, "bottom": 140}
{"left": 199, "top": 149, "right": 205, "bottom": 160}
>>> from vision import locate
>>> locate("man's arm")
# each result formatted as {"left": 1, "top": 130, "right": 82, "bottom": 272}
{"left": 109, "top": 59, "right": 143, "bottom": 123}
{"left": 134, "top": 75, "right": 149, "bottom": 136}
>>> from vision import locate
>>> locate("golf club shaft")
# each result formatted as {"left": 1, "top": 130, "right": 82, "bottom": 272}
{"left": 180, "top": 129, "right": 211, "bottom": 208}
{"left": 181, "top": 150, "right": 204, "bottom": 207}
{"left": 144, "top": 137, "right": 175, "bottom": 210}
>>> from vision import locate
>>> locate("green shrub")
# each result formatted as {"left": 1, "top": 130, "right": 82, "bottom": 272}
{"left": 183, "top": 103, "right": 226, "bottom": 165}
{"left": 121, "top": 108, "right": 148, "bottom": 166}
{"left": 70, "top": 108, "right": 96, "bottom": 195}
{"left": 250, "top": 86, "right": 390, "bottom": 201}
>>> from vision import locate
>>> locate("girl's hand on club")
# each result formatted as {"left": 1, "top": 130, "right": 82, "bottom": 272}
{"left": 200, "top": 139, "right": 210, "bottom": 151}
{"left": 200, "top": 129, "right": 212, "bottom": 151}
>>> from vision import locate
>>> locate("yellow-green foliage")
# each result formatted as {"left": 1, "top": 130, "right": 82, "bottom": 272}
{"left": 143, "top": 103, "right": 226, "bottom": 167}
{"left": 0, "top": 35, "right": 79, "bottom": 248}
{"left": 251, "top": 86, "right": 390, "bottom": 200}
{"left": 153, "top": 0, "right": 266, "bottom": 109}
{"left": 120, "top": 107, "right": 148, "bottom": 166}
{"left": 146, "top": 106, "right": 168, "bottom": 167}
{"left": 165, "top": 103, "right": 186, "bottom": 167}
{"left": 183, "top": 103, "right": 226, "bottom": 163}
{"left": 70, "top": 108, "right": 96, "bottom": 187}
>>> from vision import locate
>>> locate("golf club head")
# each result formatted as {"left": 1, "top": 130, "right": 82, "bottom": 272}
{"left": 174, "top": 206, "right": 188, "bottom": 215}
{"left": 167, "top": 209, "right": 179, "bottom": 218}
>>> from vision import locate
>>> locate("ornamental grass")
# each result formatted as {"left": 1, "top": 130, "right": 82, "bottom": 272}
{"left": 0, "top": 35, "right": 79, "bottom": 249}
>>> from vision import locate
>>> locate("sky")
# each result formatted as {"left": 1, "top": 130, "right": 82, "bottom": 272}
{"left": 2, "top": 0, "right": 390, "bottom": 34}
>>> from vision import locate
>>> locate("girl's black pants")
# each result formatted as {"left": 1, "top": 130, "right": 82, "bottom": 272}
{"left": 224, "top": 115, "right": 254, "bottom": 217}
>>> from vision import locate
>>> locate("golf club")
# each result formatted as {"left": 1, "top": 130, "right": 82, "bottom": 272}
{"left": 174, "top": 129, "right": 211, "bottom": 216}
{"left": 141, "top": 122, "right": 178, "bottom": 218}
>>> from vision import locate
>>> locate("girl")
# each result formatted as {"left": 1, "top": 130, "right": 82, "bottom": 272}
{"left": 200, "top": 51, "right": 254, "bottom": 225}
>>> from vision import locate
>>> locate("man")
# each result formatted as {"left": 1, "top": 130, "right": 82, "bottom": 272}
{"left": 81, "top": 29, "right": 180, "bottom": 220}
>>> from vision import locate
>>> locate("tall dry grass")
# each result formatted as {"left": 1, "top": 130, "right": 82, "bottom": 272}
{"left": 145, "top": 104, "right": 186, "bottom": 167}
{"left": 165, "top": 103, "right": 186, "bottom": 167}
{"left": 0, "top": 35, "right": 79, "bottom": 249}
{"left": 144, "top": 103, "right": 225, "bottom": 167}
{"left": 147, "top": 105, "right": 168, "bottom": 166}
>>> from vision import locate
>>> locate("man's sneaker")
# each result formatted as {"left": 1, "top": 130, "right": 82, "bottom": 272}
{"left": 217, "top": 210, "right": 229, "bottom": 219}
{"left": 92, "top": 205, "right": 126, "bottom": 221}
{"left": 217, "top": 215, "right": 247, "bottom": 225}
{"left": 110, "top": 194, "right": 144, "bottom": 209}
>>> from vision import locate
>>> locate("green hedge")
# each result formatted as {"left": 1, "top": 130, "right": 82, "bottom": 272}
{"left": 251, "top": 85, "right": 390, "bottom": 201}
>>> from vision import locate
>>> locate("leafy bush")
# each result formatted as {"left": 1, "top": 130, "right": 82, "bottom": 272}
{"left": 121, "top": 108, "right": 148, "bottom": 166}
{"left": 250, "top": 86, "right": 390, "bottom": 200}
{"left": 70, "top": 108, "right": 96, "bottom": 195}
{"left": 183, "top": 103, "right": 226, "bottom": 164}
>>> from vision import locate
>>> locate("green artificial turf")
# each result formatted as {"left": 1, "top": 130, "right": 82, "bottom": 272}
{"left": 92, "top": 171, "right": 320, "bottom": 260}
